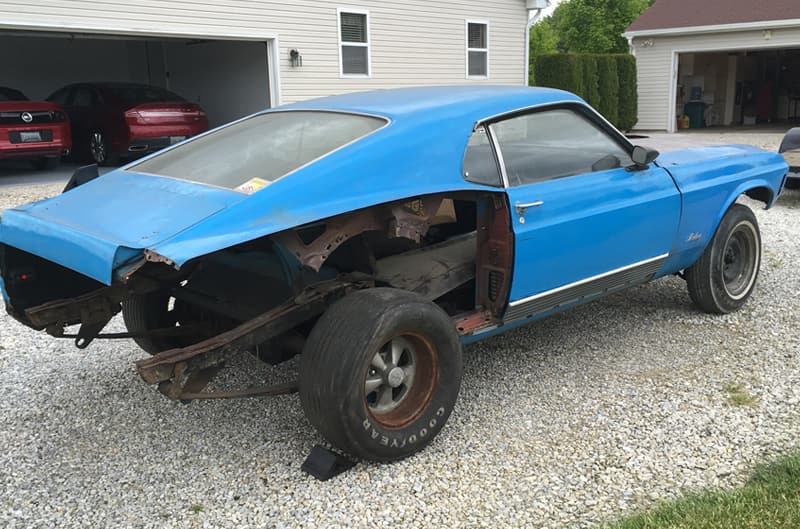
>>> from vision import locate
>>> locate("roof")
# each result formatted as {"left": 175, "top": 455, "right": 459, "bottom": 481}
{"left": 279, "top": 85, "right": 580, "bottom": 124}
{"left": 627, "top": 0, "right": 800, "bottom": 34}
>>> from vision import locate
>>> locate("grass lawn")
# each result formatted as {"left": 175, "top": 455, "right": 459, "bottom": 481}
{"left": 606, "top": 452, "right": 800, "bottom": 529}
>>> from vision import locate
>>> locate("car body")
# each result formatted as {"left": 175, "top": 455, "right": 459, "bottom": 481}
{"left": 0, "top": 86, "right": 71, "bottom": 169}
{"left": 47, "top": 82, "right": 209, "bottom": 166}
{"left": 0, "top": 86, "right": 788, "bottom": 464}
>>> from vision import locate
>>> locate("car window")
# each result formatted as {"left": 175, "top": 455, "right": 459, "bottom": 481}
{"left": 129, "top": 111, "right": 388, "bottom": 191}
{"left": 490, "top": 108, "right": 633, "bottom": 186}
{"left": 48, "top": 88, "right": 72, "bottom": 106}
{"left": 101, "top": 84, "right": 184, "bottom": 105}
{"left": 72, "top": 87, "right": 97, "bottom": 107}
{"left": 463, "top": 126, "right": 502, "bottom": 186}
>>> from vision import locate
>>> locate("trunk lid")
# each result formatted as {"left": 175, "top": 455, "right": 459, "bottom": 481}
{"left": 0, "top": 170, "right": 247, "bottom": 285}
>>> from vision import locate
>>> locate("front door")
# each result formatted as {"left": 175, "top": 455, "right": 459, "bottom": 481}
{"left": 489, "top": 105, "right": 681, "bottom": 321}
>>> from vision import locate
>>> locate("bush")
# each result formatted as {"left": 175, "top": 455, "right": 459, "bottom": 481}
{"left": 534, "top": 53, "right": 638, "bottom": 130}
{"left": 578, "top": 55, "right": 600, "bottom": 110}
{"left": 615, "top": 54, "right": 638, "bottom": 131}
{"left": 535, "top": 54, "right": 583, "bottom": 96}
{"left": 595, "top": 55, "right": 619, "bottom": 126}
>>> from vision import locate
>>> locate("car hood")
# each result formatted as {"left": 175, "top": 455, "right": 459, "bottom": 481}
{"left": 0, "top": 171, "right": 247, "bottom": 284}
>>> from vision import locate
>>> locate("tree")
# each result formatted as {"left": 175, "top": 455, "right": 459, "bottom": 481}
{"left": 554, "top": 0, "right": 651, "bottom": 54}
{"left": 528, "top": 20, "right": 559, "bottom": 84}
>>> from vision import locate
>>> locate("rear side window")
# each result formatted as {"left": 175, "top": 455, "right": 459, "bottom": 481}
{"left": 130, "top": 111, "right": 387, "bottom": 191}
{"left": 48, "top": 88, "right": 71, "bottom": 105}
{"left": 490, "top": 108, "right": 633, "bottom": 186}
{"left": 463, "top": 126, "right": 502, "bottom": 186}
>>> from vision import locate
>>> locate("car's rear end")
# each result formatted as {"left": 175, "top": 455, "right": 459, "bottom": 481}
{"left": 100, "top": 83, "right": 209, "bottom": 160}
{"left": 0, "top": 87, "right": 71, "bottom": 166}
{"left": 123, "top": 102, "right": 209, "bottom": 156}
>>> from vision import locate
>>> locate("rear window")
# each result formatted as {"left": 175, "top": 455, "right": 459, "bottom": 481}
{"left": 0, "top": 87, "right": 28, "bottom": 101}
{"left": 129, "top": 111, "right": 388, "bottom": 191}
{"left": 103, "top": 84, "right": 185, "bottom": 105}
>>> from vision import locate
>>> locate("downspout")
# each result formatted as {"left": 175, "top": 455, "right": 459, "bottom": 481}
{"left": 524, "top": 1, "right": 550, "bottom": 86}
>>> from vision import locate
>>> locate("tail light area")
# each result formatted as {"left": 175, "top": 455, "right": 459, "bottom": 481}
{"left": 124, "top": 105, "right": 207, "bottom": 126}
{"left": 1, "top": 244, "right": 104, "bottom": 320}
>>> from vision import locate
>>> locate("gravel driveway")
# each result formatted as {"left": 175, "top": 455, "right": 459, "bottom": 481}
{"left": 1, "top": 157, "right": 799, "bottom": 528}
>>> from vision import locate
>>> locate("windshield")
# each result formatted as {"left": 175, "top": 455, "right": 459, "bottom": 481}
{"left": 129, "top": 111, "right": 388, "bottom": 191}
{"left": 102, "top": 84, "right": 185, "bottom": 105}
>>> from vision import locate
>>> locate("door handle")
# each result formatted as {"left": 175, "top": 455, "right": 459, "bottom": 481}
{"left": 515, "top": 200, "right": 544, "bottom": 215}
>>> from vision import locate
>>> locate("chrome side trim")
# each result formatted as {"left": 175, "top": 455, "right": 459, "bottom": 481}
{"left": 503, "top": 253, "right": 669, "bottom": 323}
{"left": 488, "top": 127, "right": 511, "bottom": 188}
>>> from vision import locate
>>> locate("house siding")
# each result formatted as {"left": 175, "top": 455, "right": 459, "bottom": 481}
{"left": 631, "top": 26, "right": 800, "bottom": 130}
{"left": 0, "top": 0, "right": 529, "bottom": 105}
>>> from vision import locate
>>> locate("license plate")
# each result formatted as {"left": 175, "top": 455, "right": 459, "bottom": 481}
{"left": 169, "top": 136, "right": 186, "bottom": 145}
{"left": 20, "top": 131, "right": 42, "bottom": 143}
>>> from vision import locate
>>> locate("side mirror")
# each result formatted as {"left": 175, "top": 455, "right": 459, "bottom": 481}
{"left": 631, "top": 145, "right": 659, "bottom": 166}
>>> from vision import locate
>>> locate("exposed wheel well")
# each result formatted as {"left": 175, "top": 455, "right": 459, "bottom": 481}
{"left": 744, "top": 186, "right": 773, "bottom": 206}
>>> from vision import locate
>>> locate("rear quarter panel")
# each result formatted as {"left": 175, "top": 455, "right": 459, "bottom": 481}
{"left": 658, "top": 145, "right": 787, "bottom": 274}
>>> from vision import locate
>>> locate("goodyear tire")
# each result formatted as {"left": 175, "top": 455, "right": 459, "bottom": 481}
{"left": 685, "top": 204, "right": 761, "bottom": 314}
{"left": 299, "top": 288, "right": 463, "bottom": 461}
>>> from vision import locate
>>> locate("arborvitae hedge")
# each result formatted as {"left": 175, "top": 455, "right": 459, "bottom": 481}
{"left": 615, "top": 54, "right": 638, "bottom": 132}
{"left": 533, "top": 53, "right": 638, "bottom": 131}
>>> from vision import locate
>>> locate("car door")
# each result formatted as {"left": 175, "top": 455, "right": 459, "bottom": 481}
{"left": 490, "top": 105, "right": 681, "bottom": 321}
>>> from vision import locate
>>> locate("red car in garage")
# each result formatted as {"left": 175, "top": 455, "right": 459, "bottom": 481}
{"left": 0, "top": 86, "right": 72, "bottom": 169}
{"left": 48, "top": 82, "right": 209, "bottom": 166}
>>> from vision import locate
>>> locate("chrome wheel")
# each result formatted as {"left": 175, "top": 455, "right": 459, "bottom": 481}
{"left": 89, "top": 132, "right": 107, "bottom": 164}
{"left": 365, "top": 334, "right": 438, "bottom": 428}
{"left": 721, "top": 221, "right": 759, "bottom": 300}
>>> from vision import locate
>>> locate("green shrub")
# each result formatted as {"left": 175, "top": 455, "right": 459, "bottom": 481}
{"left": 533, "top": 52, "right": 638, "bottom": 130}
{"left": 595, "top": 55, "right": 619, "bottom": 125}
{"left": 577, "top": 55, "right": 599, "bottom": 109}
{"left": 615, "top": 54, "right": 638, "bottom": 131}
{"left": 535, "top": 54, "right": 583, "bottom": 96}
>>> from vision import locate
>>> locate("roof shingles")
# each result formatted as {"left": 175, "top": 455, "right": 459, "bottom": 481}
{"left": 627, "top": 0, "right": 800, "bottom": 33}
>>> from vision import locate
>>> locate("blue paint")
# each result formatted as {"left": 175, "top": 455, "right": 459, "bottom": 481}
{"left": 506, "top": 164, "right": 681, "bottom": 301}
{"left": 0, "top": 86, "right": 789, "bottom": 333}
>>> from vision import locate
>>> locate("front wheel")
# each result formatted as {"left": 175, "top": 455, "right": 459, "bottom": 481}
{"left": 685, "top": 203, "right": 761, "bottom": 314}
{"left": 299, "top": 288, "right": 463, "bottom": 461}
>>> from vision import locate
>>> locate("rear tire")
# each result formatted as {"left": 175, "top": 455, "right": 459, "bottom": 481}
{"left": 299, "top": 288, "right": 463, "bottom": 461}
{"left": 685, "top": 203, "right": 761, "bottom": 314}
{"left": 89, "top": 131, "right": 119, "bottom": 166}
{"left": 122, "top": 292, "right": 182, "bottom": 355}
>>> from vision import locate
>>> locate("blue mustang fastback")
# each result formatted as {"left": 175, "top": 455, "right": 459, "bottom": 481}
{"left": 0, "top": 86, "right": 788, "bottom": 462}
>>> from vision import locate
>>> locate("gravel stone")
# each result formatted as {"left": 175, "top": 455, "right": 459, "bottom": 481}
{"left": 1, "top": 170, "right": 799, "bottom": 528}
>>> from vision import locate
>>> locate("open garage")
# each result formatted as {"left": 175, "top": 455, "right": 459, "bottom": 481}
{"left": 0, "top": 28, "right": 277, "bottom": 175}
{"left": 625, "top": 0, "right": 800, "bottom": 132}
{"left": 675, "top": 47, "right": 800, "bottom": 129}
{"left": 1, "top": 30, "right": 275, "bottom": 128}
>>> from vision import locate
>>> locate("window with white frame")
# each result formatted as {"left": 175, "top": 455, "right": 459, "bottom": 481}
{"left": 466, "top": 21, "right": 489, "bottom": 78}
{"left": 339, "top": 10, "right": 370, "bottom": 76}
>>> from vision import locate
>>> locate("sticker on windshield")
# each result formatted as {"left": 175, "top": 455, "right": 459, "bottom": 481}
{"left": 236, "top": 177, "right": 269, "bottom": 195}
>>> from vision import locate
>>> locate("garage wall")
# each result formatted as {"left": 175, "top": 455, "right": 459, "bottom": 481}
{"left": 164, "top": 41, "right": 270, "bottom": 126}
{"left": 0, "top": 35, "right": 150, "bottom": 100}
{"left": 0, "top": 0, "right": 529, "bottom": 105}
{"left": 630, "top": 26, "right": 800, "bottom": 130}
